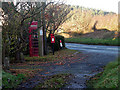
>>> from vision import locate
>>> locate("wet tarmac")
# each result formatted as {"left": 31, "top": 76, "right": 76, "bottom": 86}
{"left": 17, "top": 43, "right": 119, "bottom": 89}
{"left": 64, "top": 43, "right": 119, "bottom": 88}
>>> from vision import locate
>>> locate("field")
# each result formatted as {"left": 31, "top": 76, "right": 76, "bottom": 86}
{"left": 65, "top": 37, "right": 120, "bottom": 46}
{"left": 61, "top": 29, "right": 120, "bottom": 46}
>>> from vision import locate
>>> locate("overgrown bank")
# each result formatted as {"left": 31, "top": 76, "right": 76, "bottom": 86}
{"left": 87, "top": 58, "right": 119, "bottom": 88}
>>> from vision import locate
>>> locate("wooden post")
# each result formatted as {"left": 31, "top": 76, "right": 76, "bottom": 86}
{"left": 38, "top": 27, "right": 44, "bottom": 56}
{"left": 52, "top": 43, "right": 54, "bottom": 55}
{"left": 4, "top": 57, "right": 10, "bottom": 70}
{"left": 38, "top": 2, "right": 44, "bottom": 56}
{"left": 20, "top": 52, "right": 25, "bottom": 63}
{"left": 42, "top": 2, "right": 48, "bottom": 55}
{"left": 0, "top": 3, "right": 2, "bottom": 88}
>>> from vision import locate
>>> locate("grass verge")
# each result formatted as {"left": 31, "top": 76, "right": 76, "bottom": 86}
{"left": 86, "top": 58, "right": 119, "bottom": 88}
{"left": 24, "top": 49, "right": 78, "bottom": 62}
{"left": 65, "top": 38, "right": 120, "bottom": 46}
{"left": 35, "top": 73, "right": 73, "bottom": 88}
{"left": 2, "top": 71, "right": 25, "bottom": 88}
{"left": 10, "top": 68, "right": 43, "bottom": 77}
{"left": 10, "top": 49, "right": 78, "bottom": 75}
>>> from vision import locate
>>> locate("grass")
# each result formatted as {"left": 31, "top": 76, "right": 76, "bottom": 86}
{"left": 86, "top": 58, "right": 119, "bottom": 88}
{"left": 35, "top": 73, "right": 72, "bottom": 88}
{"left": 65, "top": 38, "right": 120, "bottom": 46}
{"left": 2, "top": 71, "right": 25, "bottom": 88}
{"left": 9, "top": 68, "right": 43, "bottom": 77}
{"left": 24, "top": 49, "right": 78, "bottom": 62}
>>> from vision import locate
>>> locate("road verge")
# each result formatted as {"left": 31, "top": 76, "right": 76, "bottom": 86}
{"left": 65, "top": 38, "right": 120, "bottom": 46}
{"left": 86, "top": 58, "right": 119, "bottom": 88}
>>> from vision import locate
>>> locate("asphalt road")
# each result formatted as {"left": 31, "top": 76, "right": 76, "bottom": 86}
{"left": 66, "top": 43, "right": 119, "bottom": 65}
{"left": 66, "top": 43, "right": 119, "bottom": 55}
{"left": 64, "top": 43, "right": 119, "bottom": 88}
{"left": 18, "top": 43, "right": 119, "bottom": 89}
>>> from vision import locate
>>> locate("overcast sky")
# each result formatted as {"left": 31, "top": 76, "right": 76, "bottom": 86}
{"left": 11, "top": 0, "right": 120, "bottom": 13}
{"left": 65, "top": 0, "right": 119, "bottom": 13}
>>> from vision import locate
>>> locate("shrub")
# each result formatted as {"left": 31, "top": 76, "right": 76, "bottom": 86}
{"left": 55, "top": 35, "right": 65, "bottom": 47}
{"left": 47, "top": 35, "right": 65, "bottom": 51}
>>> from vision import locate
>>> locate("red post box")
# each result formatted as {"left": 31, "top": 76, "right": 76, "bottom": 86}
{"left": 51, "top": 34, "right": 55, "bottom": 43}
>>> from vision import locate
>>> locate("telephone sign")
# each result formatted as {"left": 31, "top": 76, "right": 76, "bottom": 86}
{"left": 40, "top": 30, "right": 43, "bottom": 36}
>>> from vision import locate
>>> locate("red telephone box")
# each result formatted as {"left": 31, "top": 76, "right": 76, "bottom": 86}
{"left": 29, "top": 21, "right": 39, "bottom": 57}
{"left": 51, "top": 34, "right": 55, "bottom": 43}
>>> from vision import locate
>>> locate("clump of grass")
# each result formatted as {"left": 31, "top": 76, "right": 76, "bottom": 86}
{"left": 10, "top": 68, "right": 43, "bottom": 77}
{"left": 87, "top": 58, "right": 119, "bottom": 88}
{"left": 2, "top": 71, "right": 25, "bottom": 88}
{"left": 24, "top": 56, "right": 49, "bottom": 62}
{"left": 35, "top": 73, "right": 73, "bottom": 88}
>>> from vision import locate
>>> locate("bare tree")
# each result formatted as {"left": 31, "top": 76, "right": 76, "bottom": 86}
{"left": 2, "top": 1, "right": 71, "bottom": 63}
{"left": 45, "top": 2, "right": 72, "bottom": 35}
{"left": 2, "top": 2, "right": 51, "bottom": 62}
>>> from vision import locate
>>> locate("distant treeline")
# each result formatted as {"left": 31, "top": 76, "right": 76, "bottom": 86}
{"left": 59, "top": 5, "right": 117, "bottom": 34}
{"left": 70, "top": 5, "right": 116, "bottom": 16}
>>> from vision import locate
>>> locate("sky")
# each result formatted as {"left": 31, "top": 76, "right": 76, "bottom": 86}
{"left": 65, "top": 0, "right": 119, "bottom": 13}
{"left": 12, "top": 0, "right": 120, "bottom": 13}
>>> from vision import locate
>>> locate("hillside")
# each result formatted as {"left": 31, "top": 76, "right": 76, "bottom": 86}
{"left": 79, "top": 30, "right": 115, "bottom": 39}
{"left": 57, "top": 6, "right": 118, "bottom": 39}
{"left": 58, "top": 30, "right": 116, "bottom": 39}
